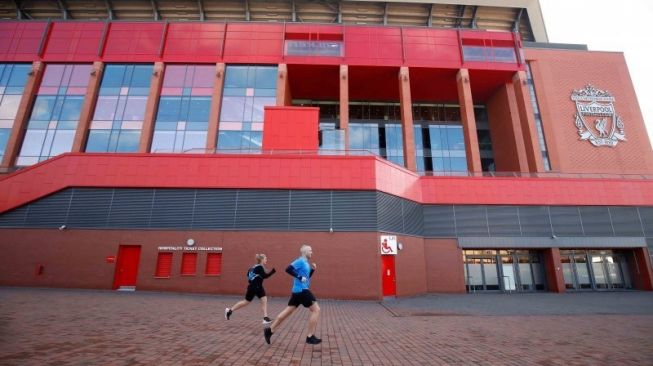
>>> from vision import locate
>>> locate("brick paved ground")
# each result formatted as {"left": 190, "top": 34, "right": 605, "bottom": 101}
{"left": 1, "top": 287, "right": 652, "bottom": 366}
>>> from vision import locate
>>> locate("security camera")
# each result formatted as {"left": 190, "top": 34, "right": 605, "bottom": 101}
{"left": 58, "top": 225, "right": 66, "bottom": 231}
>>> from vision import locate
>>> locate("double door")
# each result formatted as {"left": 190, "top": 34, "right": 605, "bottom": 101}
{"left": 464, "top": 250, "right": 546, "bottom": 292}
{"left": 561, "top": 250, "right": 631, "bottom": 291}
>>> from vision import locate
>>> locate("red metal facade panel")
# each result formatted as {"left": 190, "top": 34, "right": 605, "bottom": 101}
{"left": 2, "top": 154, "right": 653, "bottom": 215}
{"left": 345, "top": 27, "right": 403, "bottom": 66}
{"left": 403, "top": 28, "right": 460, "bottom": 68}
{"left": 102, "top": 22, "right": 165, "bottom": 61}
{"left": 262, "top": 106, "right": 319, "bottom": 151}
{"left": 222, "top": 23, "right": 284, "bottom": 63}
{"left": 42, "top": 22, "right": 104, "bottom": 62}
{"left": 163, "top": 22, "right": 224, "bottom": 62}
{"left": 0, "top": 22, "right": 47, "bottom": 61}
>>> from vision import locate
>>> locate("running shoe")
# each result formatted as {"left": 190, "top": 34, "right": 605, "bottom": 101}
{"left": 305, "top": 335, "right": 322, "bottom": 345}
{"left": 264, "top": 327, "right": 273, "bottom": 344}
{"left": 224, "top": 308, "right": 232, "bottom": 320}
{"left": 262, "top": 316, "right": 272, "bottom": 324}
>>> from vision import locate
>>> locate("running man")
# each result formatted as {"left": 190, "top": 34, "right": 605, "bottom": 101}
{"left": 225, "top": 253, "right": 276, "bottom": 324}
{"left": 264, "top": 244, "right": 321, "bottom": 345}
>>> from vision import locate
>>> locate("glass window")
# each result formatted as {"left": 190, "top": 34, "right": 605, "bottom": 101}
{"left": 18, "top": 64, "right": 90, "bottom": 165}
{"left": 0, "top": 95, "right": 21, "bottom": 120}
{"left": 86, "top": 64, "right": 153, "bottom": 153}
{"left": 152, "top": 65, "right": 213, "bottom": 153}
{"left": 0, "top": 128, "right": 10, "bottom": 158}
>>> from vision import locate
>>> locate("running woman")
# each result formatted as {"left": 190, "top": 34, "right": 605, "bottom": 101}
{"left": 264, "top": 244, "right": 321, "bottom": 345}
{"left": 225, "top": 253, "right": 276, "bottom": 324}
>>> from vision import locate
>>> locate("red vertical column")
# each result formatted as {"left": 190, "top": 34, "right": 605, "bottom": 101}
{"left": 206, "top": 63, "right": 225, "bottom": 151}
{"left": 456, "top": 69, "right": 482, "bottom": 174}
{"left": 339, "top": 65, "right": 349, "bottom": 151}
{"left": 276, "top": 63, "right": 291, "bottom": 106}
{"left": 398, "top": 66, "right": 416, "bottom": 171}
{"left": 72, "top": 61, "right": 104, "bottom": 152}
{"left": 543, "top": 248, "right": 565, "bottom": 293}
{"left": 512, "top": 70, "right": 544, "bottom": 172}
{"left": 1, "top": 61, "right": 45, "bottom": 171}
{"left": 632, "top": 247, "right": 653, "bottom": 291}
{"left": 138, "top": 62, "right": 165, "bottom": 153}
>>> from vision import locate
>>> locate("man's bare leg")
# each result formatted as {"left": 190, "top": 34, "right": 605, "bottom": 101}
{"left": 270, "top": 306, "right": 297, "bottom": 333}
{"left": 306, "top": 302, "right": 320, "bottom": 337}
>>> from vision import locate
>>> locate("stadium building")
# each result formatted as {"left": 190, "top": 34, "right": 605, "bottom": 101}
{"left": 0, "top": 0, "right": 652, "bottom": 299}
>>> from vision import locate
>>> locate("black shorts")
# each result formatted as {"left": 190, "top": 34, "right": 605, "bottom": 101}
{"left": 288, "top": 290, "right": 316, "bottom": 308}
{"left": 245, "top": 285, "right": 266, "bottom": 301}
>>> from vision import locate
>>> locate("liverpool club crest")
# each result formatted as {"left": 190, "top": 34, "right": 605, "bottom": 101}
{"left": 571, "top": 84, "right": 626, "bottom": 147}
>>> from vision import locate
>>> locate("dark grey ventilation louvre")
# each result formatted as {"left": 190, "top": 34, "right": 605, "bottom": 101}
{"left": 377, "top": 192, "right": 403, "bottom": 233}
{"left": 639, "top": 207, "right": 653, "bottom": 237}
{"left": 402, "top": 199, "right": 423, "bottom": 236}
{"left": 610, "top": 207, "right": 644, "bottom": 236}
{"left": 579, "top": 206, "right": 613, "bottom": 236}
{"left": 235, "top": 190, "right": 290, "bottom": 230}
{"left": 331, "top": 191, "right": 377, "bottom": 231}
{"left": 550, "top": 206, "right": 583, "bottom": 236}
{"left": 455, "top": 205, "right": 489, "bottom": 237}
{"left": 25, "top": 189, "right": 72, "bottom": 227}
{"left": 289, "top": 190, "right": 331, "bottom": 231}
{"left": 66, "top": 188, "right": 113, "bottom": 228}
{"left": 107, "top": 189, "right": 154, "bottom": 228}
{"left": 647, "top": 237, "right": 653, "bottom": 251}
{"left": 149, "top": 189, "right": 195, "bottom": 229}
{"left": 518, "top": 206, "right": 551, "bottom": 236}
{"left": 487, "top": 206, "right": 520, "bottom": 236}
{"left": 192, "top": 190, "right": 237, "bottom": 229}
{"left": 0, "top": 205, "right": 29, "bottom": 227}
{"left": 423, "top": 205, "right": 455, "bottom": 237}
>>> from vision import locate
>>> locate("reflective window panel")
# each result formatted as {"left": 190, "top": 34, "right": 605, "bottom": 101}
{"left": 17, "top": 64, "right": 91, "bottom": 166}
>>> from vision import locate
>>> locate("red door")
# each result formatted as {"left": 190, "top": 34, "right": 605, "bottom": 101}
{"left": 381, "top": 255, "right": 396, "bottom": 296}
{"left": 113, "top": 245, "right": 141, "bottom": 290}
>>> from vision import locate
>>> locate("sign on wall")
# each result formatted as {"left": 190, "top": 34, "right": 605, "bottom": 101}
{"left": 380, "top": 235, "right": 397, "bottom": 255}
{"left": 571, "top": 84, "right": 626, "bottom": 147}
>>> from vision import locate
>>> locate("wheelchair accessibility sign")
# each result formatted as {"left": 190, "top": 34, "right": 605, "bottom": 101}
{"left": 380, "top": 235, "right": 397, "bottom": 255}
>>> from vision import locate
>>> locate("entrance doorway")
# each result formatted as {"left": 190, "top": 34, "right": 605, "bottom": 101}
{"left": 560, "top": 249, "right": 632, "bottom": 291}
{"left": 463, "top": 250, "right": 546, "bottom": 292}
{"left": 381, "top": 255, "right": 396, "bottom": 296}
{"left": 113, "top": 245, "right": 141, "bottom": 290}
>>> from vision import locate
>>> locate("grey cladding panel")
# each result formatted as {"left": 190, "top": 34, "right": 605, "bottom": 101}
{"left": 377, "top": 192, "right": 403, "bottom": 233}
{"left": 639, "top": 207, "right": 653, "bottom": 237}
{"left": 193, "top": 190, "right": 237, "bottom": 229}
{"left": 455, "top": 205, "right": 489, "bottom": 237}
{"left": 579, "top": 206, "right": 613, "bottom": 236}
{"left": 331, "top": 191, "right": 377, "bottom": 231}
{"left": 518, "top": 206, "right": 551, "bottom": 236}
{"left": 66, "top": 188, "right": 112, "bottom": 228}
{"left": 610, "top": 207, "right": 644, "bottom": 236}
{"left": 149, "top": 189, "right": 195, "bottom": 229}
{"left": 550, "top": 206, "right": 583, "bottom": 236}
{"left": 289, "top": 190, "right": 331, "bottom": 231}
{"left": 403, "top": 200, "right": 423, "bottom": 236}
{"left": 107, "top": 189, "right": 154, "bottom": 228}
{"left": 0, "top": 205, "right": 29, "bottom": 227}
{"left": 235, "top": 190, "right": 290, "bottom": 230}
{"left": 423, "top": 205, "right": 455, "bottom": 237}
{"left": 487, "top": 206, "right": 520, "bottom": 236}
{"left": 25, "top": 189, "right": 72, "bottom": 227}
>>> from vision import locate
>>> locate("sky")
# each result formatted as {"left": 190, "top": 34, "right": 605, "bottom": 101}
{"left": 539, "top": 0, "right": 653, "bottom": 145}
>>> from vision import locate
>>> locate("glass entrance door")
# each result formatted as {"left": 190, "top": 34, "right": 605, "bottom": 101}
{"left": 464, "top": 250, "right": 546, "bottom": 292}
{"left": 560, "top": 250, "right": 632, "bottom": 291}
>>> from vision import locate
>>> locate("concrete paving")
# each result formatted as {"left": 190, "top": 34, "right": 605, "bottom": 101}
{"left": 1, "top": 287, "right": 652, "bottom": 365}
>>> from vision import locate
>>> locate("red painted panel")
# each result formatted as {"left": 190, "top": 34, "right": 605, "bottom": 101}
{"left": 181, "top": 252, "right": 197, "bottom": 275}
{"left": 381, "top": 255, "right": 396, "bottom": 296}
{"left": 163, "top": 23, "right": 224, "bottom": 62}
{"left": 262, "top": 106, "right": 319, "bottom": 151}
{"left": 403, "top": 28, "right": 461, "bottom": 68}
{"left": 42, "top": 22, "right": 104, "bottom": 62}
{"left": 205, "top": 253, "right": 222, "bottom": 275}
{"left": 2, "top": 154, "right": 653, "bottom": 215}
{"left": 155, "top": 252, "right": 173, "bottom": 278}
{"left": 0, "top": 22, "right": 47, "bottom": 61}
{"left": 102, "top": 22, "right": 164, "bottom": 61}
{"left": 345, "top": 27, "right": 403, "bottom": 66}
{"left": 223, "top": 23, "right": 283, "bottom": 63}
{"left": 287, "top": 64, "right": 340, "bottom": 100}
{"left": 113, "top": 245, "right": 141, "bottom": 289}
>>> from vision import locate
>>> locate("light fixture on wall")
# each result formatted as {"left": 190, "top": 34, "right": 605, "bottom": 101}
{"left": 551, "top": 235, "right": 558, "bottom": 239}
{"left": 58, "top": 225, "right": 66, "bottom": 231}
{"left": 187, "top": 238, "right": 195, "bottom": 246}
{"left": 398, "top": 242, "right": 404, "bottom": 251}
